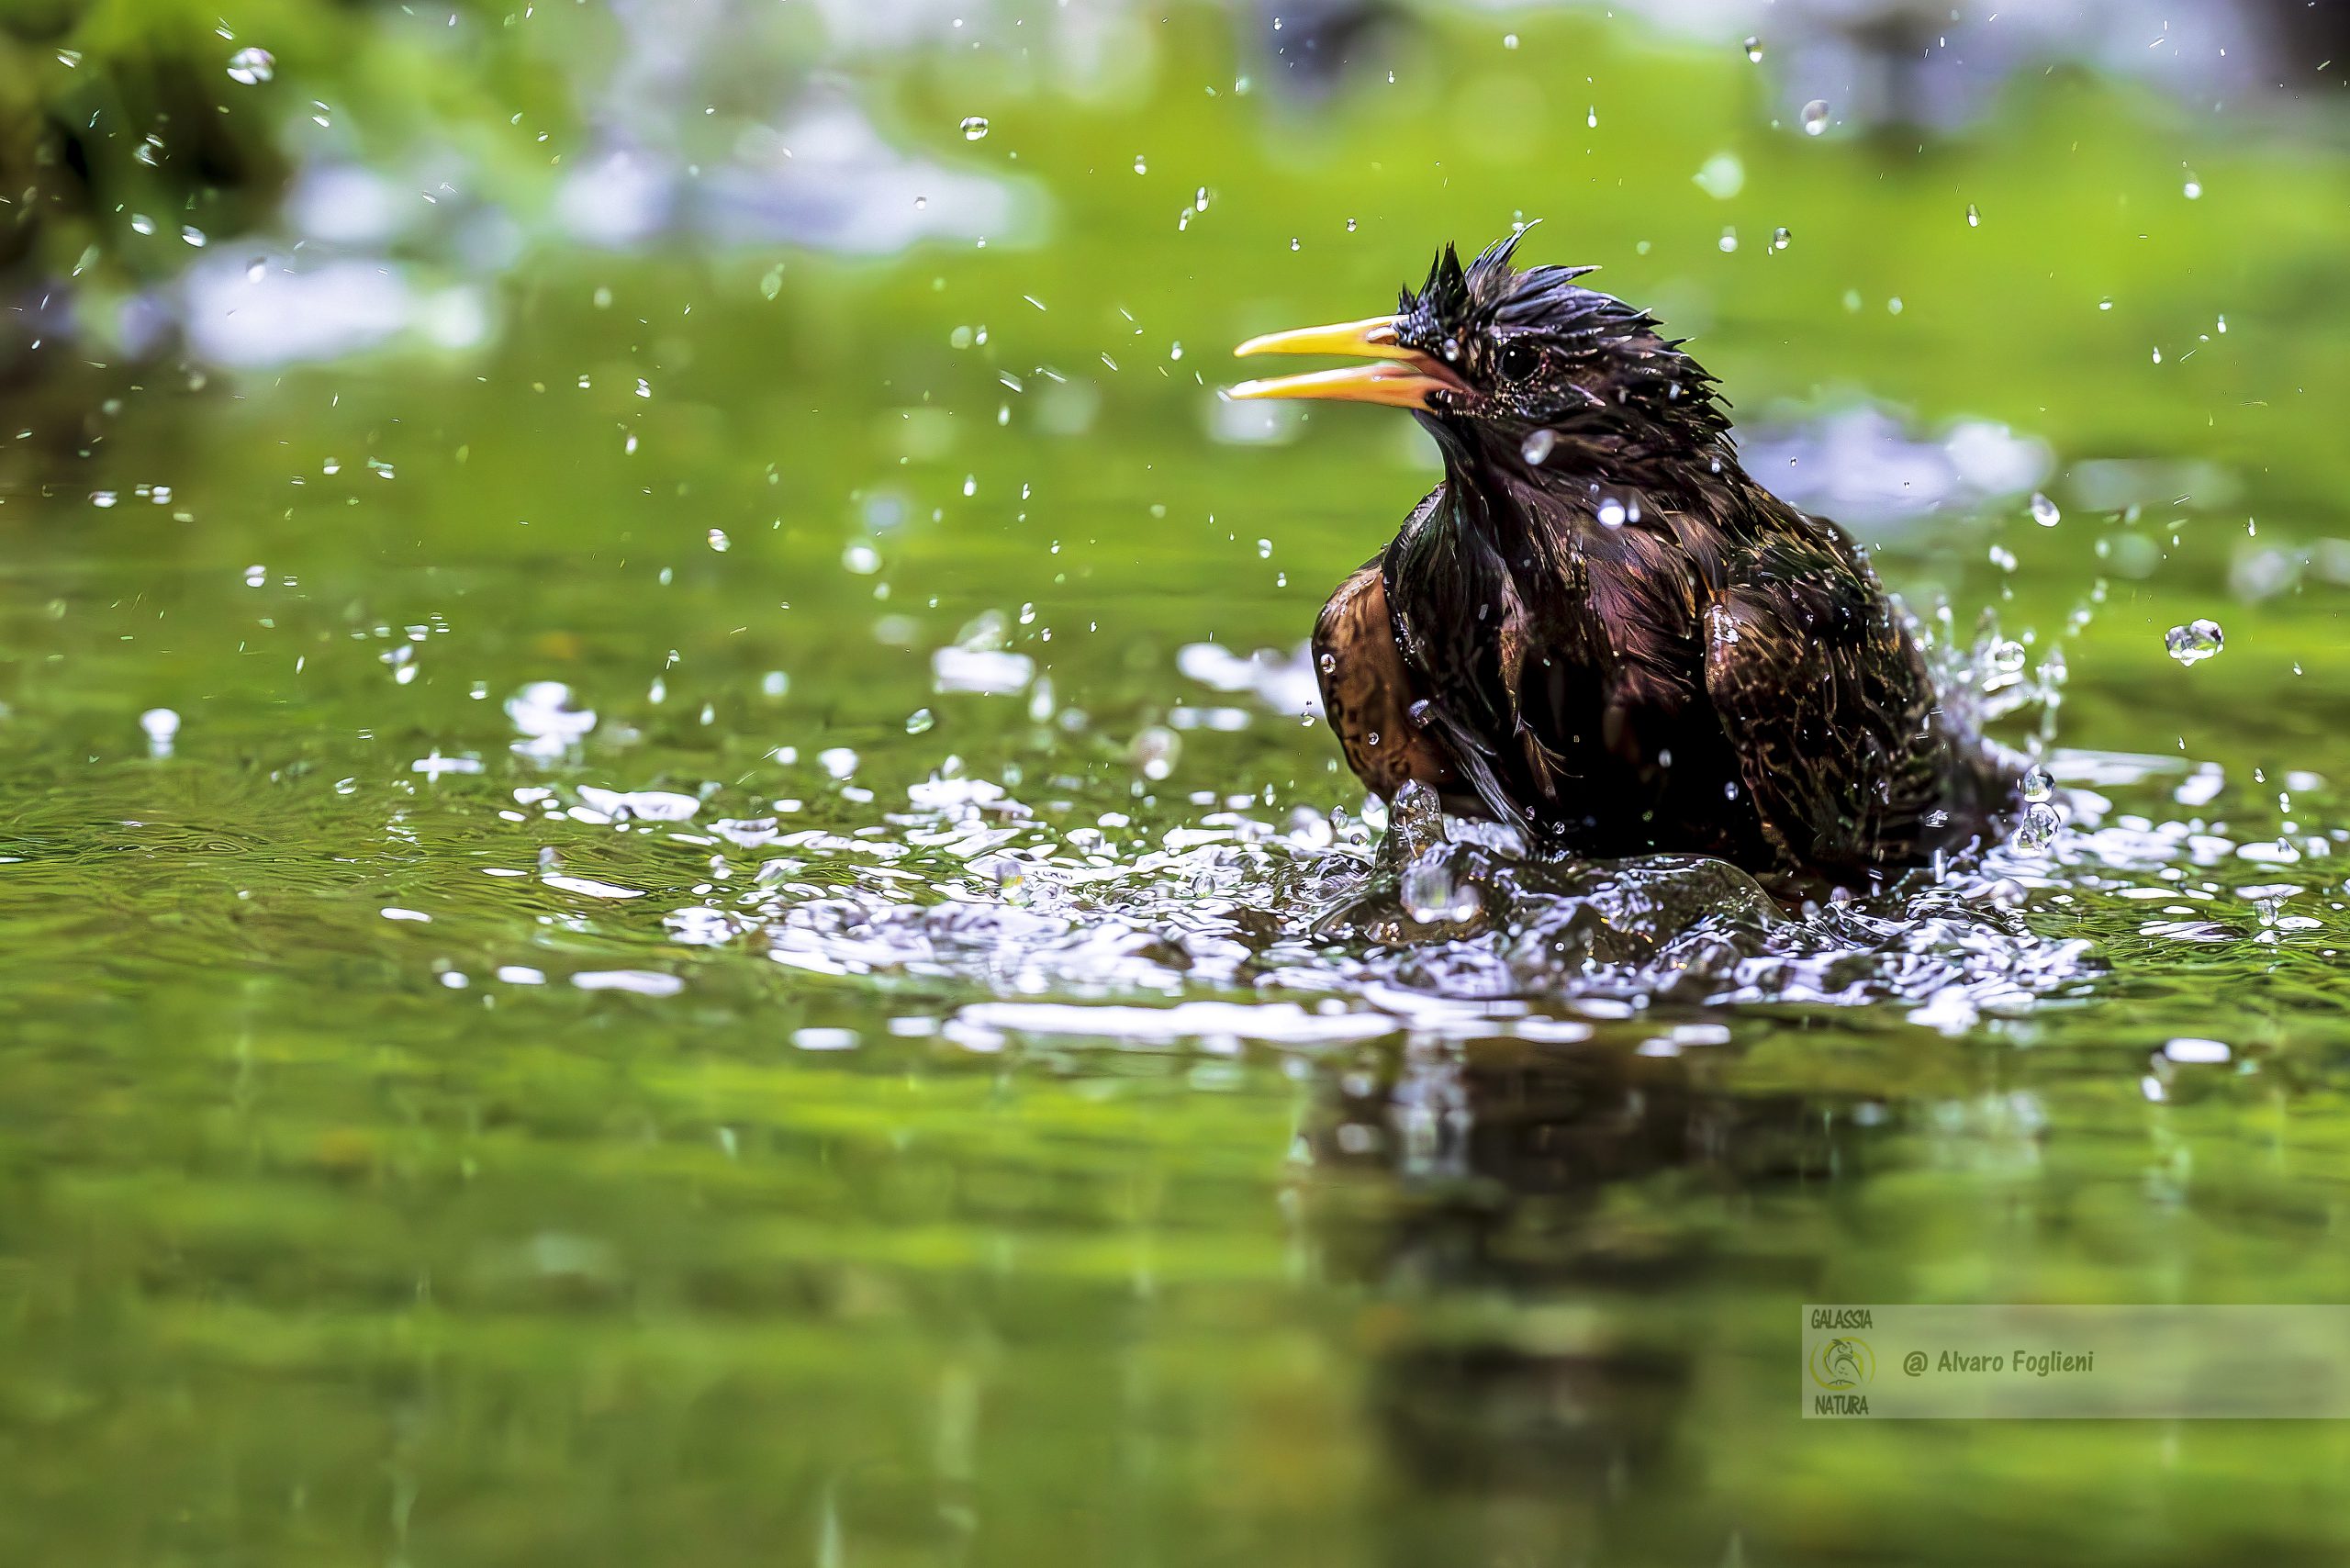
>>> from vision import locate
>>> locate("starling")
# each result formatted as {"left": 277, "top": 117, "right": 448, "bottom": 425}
{"left": 1231, "top": 234, "right": 2015, "bottom": 888}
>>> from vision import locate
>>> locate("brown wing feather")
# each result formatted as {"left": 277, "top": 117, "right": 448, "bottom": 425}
{"left": 1700, "top": 532, "right": 1956, "bottom": 872}
{"left": 1313, "top": 558, "right": 1460, "bottom": 802}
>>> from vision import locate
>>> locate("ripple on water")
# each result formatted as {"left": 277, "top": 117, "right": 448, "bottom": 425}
{"left": 622, "top": 763, "right": 2111, "bottom": 1043}
{"left": 433, "top": 652, "right": 2338, "bottom": 1051}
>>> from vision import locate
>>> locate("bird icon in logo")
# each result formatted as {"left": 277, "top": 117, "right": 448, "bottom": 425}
{"left": 1811, "top": 1337, "right": 1874, "bottom": 1389}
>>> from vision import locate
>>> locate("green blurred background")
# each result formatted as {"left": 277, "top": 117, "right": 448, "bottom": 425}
{"left": 6, "top": 0, "right": 2350, "bottom": 1562}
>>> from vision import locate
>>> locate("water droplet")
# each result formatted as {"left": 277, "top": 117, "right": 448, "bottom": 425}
{"left": 226, "top": 47, "right": 274, "bottom": 84}
{"left": 91, "top": 490, "right": 118, "bottom": 509}
{"left": 245, "top": 256, "right": 267, "bottom": 282}
{"left": 2013, "top": 801, "right": 2061, "bottom": 852}
{"left": 842, "top": 542, "right": 880, "bottom": 575}
{"left": 1133, "top": 154, "right": 1147, "bottom": 174}
{"left": 1744, "top": 36, "right": 1764, "bottom": 62}
{"left": 1257, "top": 538, "right": 1273, "bottom": 559}
{"left": 1966, "top": 202, "right": 1980, "bottom": 228}
{"left": 1402, "top": 850, "right": 1482, "bottom": 924}
{"left": 1718, "top": 228, "right": 1739, "bottom": 252}
{"left": 1502, "top": 32, "right": 1518, "bottom": 50}
{"left": 140, "top": 707, "right": 181, "bottom": 744}
{"left": 1520, "top": 428, "right": 1557, "bottom": 465}
{"left": 707, "top": 528, "right": 730, "bottom": 552}
{"left": 1596, "top": 498, "right": 1628, "bottom": 528}
{"left": 2165, "top": 619, "right": 2224, "bottom": 665}
{"left": 1988, "top": 544, "right": 2019, "bottom": 573}
{"left": 1772, "top": 226, "right": 1791, "bottom": 251}
{"left": 1800, "top": 99, "right": 1830, "bottom": 135}
{"left": 2152, "top": 346, "right": 2163, "bottom": 364}
{"left": 1289, "top": 237, "right": 1300, "bottom": 252}
{"left": 2030, "top": 491, "right": 2060, "bottom": 527}
{"left": 906, "top": 708, "right": 935, "bottom": 734}
{"left": 1586, "top": 106, "right": 1598, "bottom": 129}
{"left": 962, "top": 474, "right": 977, "bottom": 498}
{"left": 1346, "top": 218, "right": 1358, "bottom": 232}
{"left": 1986, "top": 639, "right": 2027, "bottom": 676}
{"left": 2183, "top": 174, "right": 2202, "bottom": 199}
{"left": 2021, "top": 764, "right": 2054, "bottom": 802}
{"left": 1194, "top": 186, "right": 1209, "bottom": 211}
{"left": 1694, "top": 152, "right": 1744, "bottom": 200}
{"left": 760, "top": 264, "right": 785, "bottom": 300}
{"left": 1131, "top": 725, "right": 1181, "bottom": 781}
{"left": 959, "top": 116, "right": 990, "bottom": 140}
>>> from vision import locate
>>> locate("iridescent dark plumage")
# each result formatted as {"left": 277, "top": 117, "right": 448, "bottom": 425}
{"left": 1239, "top": 234, "right": 2014, "bottom": 889}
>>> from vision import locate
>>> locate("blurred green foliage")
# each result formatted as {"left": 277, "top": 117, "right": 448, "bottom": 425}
{"left": 0, "top": 0, "right": 584, "bottom": 308}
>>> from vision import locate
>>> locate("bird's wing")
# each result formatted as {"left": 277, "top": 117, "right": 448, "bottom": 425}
{"left": 1700, "top": 533, "right": 1947, "bottom": 872}
{"left": 1389, "top": 484, "right": 1708, "bottom": 836}
{"left": 1512, "top": 510, "right": 1703, "bottom": 774}
{"left": 1382, "top": 490, "right": 1539, "bottom": 828}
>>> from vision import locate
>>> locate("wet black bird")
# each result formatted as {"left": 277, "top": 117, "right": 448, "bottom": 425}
{"left": 1231, "top": 234, "right": 2014, "bottom": 888}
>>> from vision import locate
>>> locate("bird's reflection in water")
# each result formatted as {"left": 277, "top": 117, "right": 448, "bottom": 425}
{"left": 1297, "top": 1033, "right": 1886, "bottom": 1562}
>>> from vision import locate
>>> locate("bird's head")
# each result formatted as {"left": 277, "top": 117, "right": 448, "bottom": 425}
{"left": 1230, "top": 231, "right": 1729, "bottom": 474}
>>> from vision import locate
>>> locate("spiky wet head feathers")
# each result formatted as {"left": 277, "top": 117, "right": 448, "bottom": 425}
{"left": 1396, "top": 233, "right": 1595, "bottom": 345}
{"left": 1394, "top": 232, "right": 1732, "bottom": 467}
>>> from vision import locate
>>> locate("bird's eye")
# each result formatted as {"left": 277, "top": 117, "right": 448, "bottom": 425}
{"left": 1495, "top": 338, "right": 1543, "bottom": 382}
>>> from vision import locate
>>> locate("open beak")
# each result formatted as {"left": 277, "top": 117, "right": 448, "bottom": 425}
{"left": 1226, "top": 315, "right": 1464, "bottom": 409}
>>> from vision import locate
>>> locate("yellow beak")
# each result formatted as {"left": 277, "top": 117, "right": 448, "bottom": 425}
{"left": 1226, "top": 315, "right": 1463, "bottom": 409}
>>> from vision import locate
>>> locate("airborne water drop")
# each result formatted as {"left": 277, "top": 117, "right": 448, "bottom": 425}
{"left": 226, "top": 46, "right": 274, "bottom": 84}
{"left": 2165, "top": 619, "right": 2224, "bottom": 666}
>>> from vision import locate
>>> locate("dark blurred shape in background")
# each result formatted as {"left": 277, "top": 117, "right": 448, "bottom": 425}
{"left": 3, "top": 0, "right": 2344, "bottom": 395}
